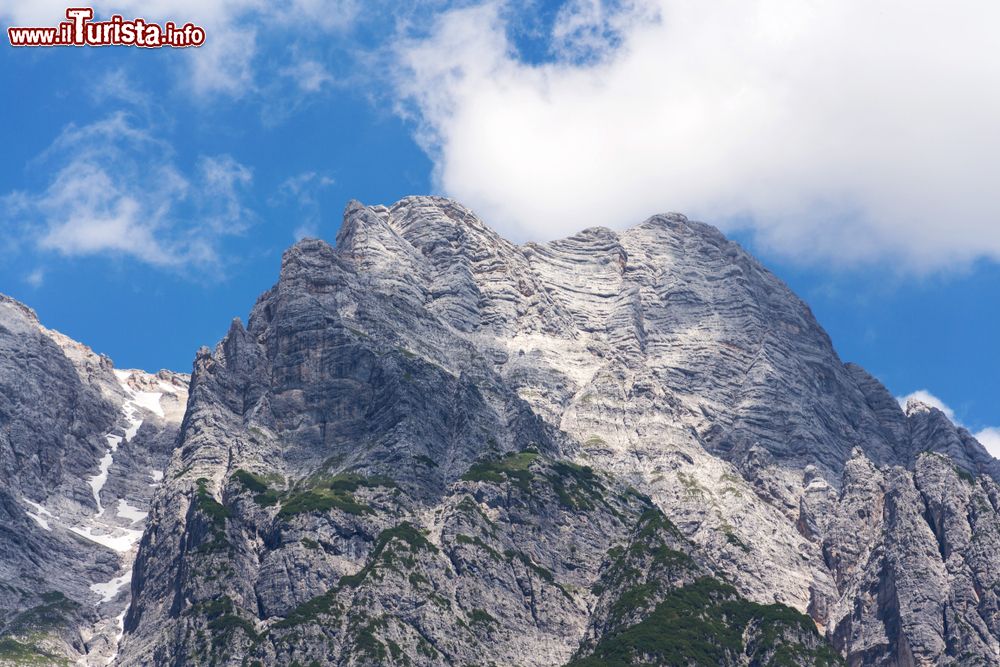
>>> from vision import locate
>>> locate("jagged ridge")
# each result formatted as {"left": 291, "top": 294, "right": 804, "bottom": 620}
{"left": 3, "top": 195, "right": 999, "bottom": 666}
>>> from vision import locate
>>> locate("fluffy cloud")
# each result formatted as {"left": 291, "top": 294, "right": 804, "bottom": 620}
{"left": 976, "top": 428, "right": 1000, "bottom": 459}
{"left": 897, "top": 389, "right": 1000, "bottom": 458}
{"left": 0, "top": 0, "right": 358, "bottom": 96}
{"left": 394, "top": 0, "right": 1000, "bottom": 270}
{"left": 2, "top": 113, "right": 252, "bottom": 269}
{"left": 897, "top": 389, "right": 957, "bottom": 422}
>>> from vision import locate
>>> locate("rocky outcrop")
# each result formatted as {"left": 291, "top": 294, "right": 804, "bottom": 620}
{"left": 6, "top": 196, "right": 998, "bottom": 666}
{"left": 824, "top": 450, "right": 1000, "bottom": 665}
{"left": 0, "top": 295, "right": 188, "bottom": 665}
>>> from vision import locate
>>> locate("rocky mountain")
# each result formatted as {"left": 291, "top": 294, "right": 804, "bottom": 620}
{"left": 0, "top": 295, "right": 187, "bottom": 665}
{"left": 2, "top": 196, "right": 998, "bottom": 666}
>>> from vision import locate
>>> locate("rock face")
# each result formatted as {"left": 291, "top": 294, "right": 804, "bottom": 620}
{"left": 0, "top": 295, "right": 188, "bottom": 665}
{"left": 5, "top": 196, "right": 999, "bottom": 666}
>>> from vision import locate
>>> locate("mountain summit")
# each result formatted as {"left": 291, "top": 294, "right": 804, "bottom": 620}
{"left": 2, "top": 197, "right": 998, "bottom": 666}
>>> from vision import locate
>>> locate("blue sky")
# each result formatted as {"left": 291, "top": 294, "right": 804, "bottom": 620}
{"left": 1, "top": 1, "right": 997, "bottom": 447}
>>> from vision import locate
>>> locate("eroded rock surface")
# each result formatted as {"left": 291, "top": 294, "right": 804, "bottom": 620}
{"left": 0, "top": 295, "right": 187, "bottom": 665}
{"left": 5, "top": 197, "right": 997, "bottom": 666}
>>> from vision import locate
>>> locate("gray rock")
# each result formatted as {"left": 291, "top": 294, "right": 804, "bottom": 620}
{"left": 0, "top": 294, "right": 188, "bottom": 665}
{"left": 7, "top": 195, "right": 999, "bottom": 666}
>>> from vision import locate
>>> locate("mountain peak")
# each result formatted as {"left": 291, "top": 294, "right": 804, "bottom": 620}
{"left": 6, "top": 197, "right": 999, "bottom": 667}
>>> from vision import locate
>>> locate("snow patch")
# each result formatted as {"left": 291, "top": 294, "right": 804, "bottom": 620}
{"left": 69, "top": 368, "right": 185, "bottom": 665}
{"left": 90, "top": 571, "right": 131, "bottom": 603}
{"left": 69, "top": 524, "right": 144, "bottom": 553}
{"left": 105, "top": 609, "right": 127, "bottom": 666}
{"left": 116, "top": 499, "right": 147, "bottom": 523}
{"left": 76, "top": 378, "right": 151, "bottom": 549}
{"left": 122, "top": 405, "right": 143, "bottom": 442}
{"left": 131, "top": 390, "right": 164, "bottom": 418}
{"left": 157, "top": 379, "right": 180, "bottom": 395}
{"left": 23, "top": 499, "right": 53, "bottom": 531}
{"left": 88, "top": 451, "right": 115, "bottom": 516}
{"left": 114, "top": 368, "right": 165, "bottom": 419}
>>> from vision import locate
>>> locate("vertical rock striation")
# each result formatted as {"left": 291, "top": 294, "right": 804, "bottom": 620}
{"left": 4, "top": 196, "right": 997, "bottom": 666}
{"left": 0, "top": 295, "right": 188, "bottom": 665}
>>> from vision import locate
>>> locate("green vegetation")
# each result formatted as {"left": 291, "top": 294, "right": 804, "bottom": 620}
{"left": 232, "top": 469, "right": 268, "bottom": 494}
{"left": 581, "top": 509, "right": 840, "bottom": 665}
{"left": 0, "top": 637, "right": 69, "bottom": 666}
{"left": 232, "top": 469, "right": 282, "bottom": 507}
{"left": 188, "top": 596, "right": 234, "bottom": 619}
{"left": 416, "top": 636, "right": 439, "bottom": 658}
{"left": 593, "top": 509, "right": 698, "bottom": 628}
{"left": 548, "top": 460, "right": 603, "bottom": 511}
{"left": 567, "top": 578, "right": 843, "bottom": 667}
{"left": 461, "top": 451, "right": 622, "bottom": 520}
{"left": 195, "top": 479, "right": 232, "bottom": 527}
{"left": 278, "top": 488, "right": 370, "bottom": 517}
{"left": 455, "top": 534, "right": 503, "bottom": 561}
{"left": 633, "top": 508, "right": 684, "bottom": 541}
{"left": 352, "top": 617, "right": 397, "bottom": 664}
{"left": 504, "top": 549, "right": 574, "bottom": 601}
{"left": 454, "top": 496, "right": 496, "bottom": 530}
{"left": 276, "top": 521, "right": 440, "bottom": 630}
{"left": 231, "top": 468, "right": 396, "bottom": 518}
{"left": 468, "top": 609, "right": 497, "bottom": 628}
{"left": 340, "top": 523, "right": 438, "bottom": 587}
{"left": 3, "top": 592, "right": 80, "bottom": 635}
{"left": 725, "top": 530, "right": 752, "bottom": 554}
{"left": 193, "top": 533, "right": 231, "bottom": 555}
{"left": 191, "top": 479, "right": 233, "bottom": 554}
{"left": 505, "top": 550, "right": 556, "bottom": 584}
{"left": 277, "top": 473, "right": 394, "bottom": 518}
{"left": 451, "top": 531, "right": 573, "bottom": 600}
{"left": 273, "top": 591, "right": 343, "bottom": 630}
{"left": 187, "top": 596, "right": 262, "bottom": 646}
{"left": 172, "top": 463, "right": 194, "bottom": 479}
{"left": 207, "top": 613, "right": 260, "bottom": 644}
{"left": 345, "top": 326, "right": 370, "bottom": 339}
{"left": 919, "top": 451, "right": 977, "bottom": 485}
{"left": 676, "top": 471, "right": 707, "bottom": 498}
{"left": 462, "top": 451, "right": 539, "bottom": 491}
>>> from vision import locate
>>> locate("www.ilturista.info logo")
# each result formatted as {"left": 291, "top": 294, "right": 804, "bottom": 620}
{"left": 7, "top": 8, "right": 206, "bottom": 48}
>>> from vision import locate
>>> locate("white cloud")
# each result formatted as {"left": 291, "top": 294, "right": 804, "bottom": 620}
{"left": 2, "top": 113, "right": 252, "bottom": 269}
{"left": 0, "top": 0, "right": 358, "bottom": 96}
{"left": 897, "top": 389, "right": 1000, "bottom": 459}
{"left": 280, "top": 60, "right": 335, "bottom": 93}
{"left": 197, "top": 155, "right": 255, "bottom": 235}
{"left": 270, "top": 171, "right": 335, "bottom": 240}
{"left": 24, "top": 268, "right": 45, "bottom": 287}
{"left": 394, "top": 0, "right": 1000, "bottom": 270}
{"left": 897, "top": 389, "right": 956, "bottom": 422}
{"left": 976, "top": 428, "right": 1000, "bottom": 459}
